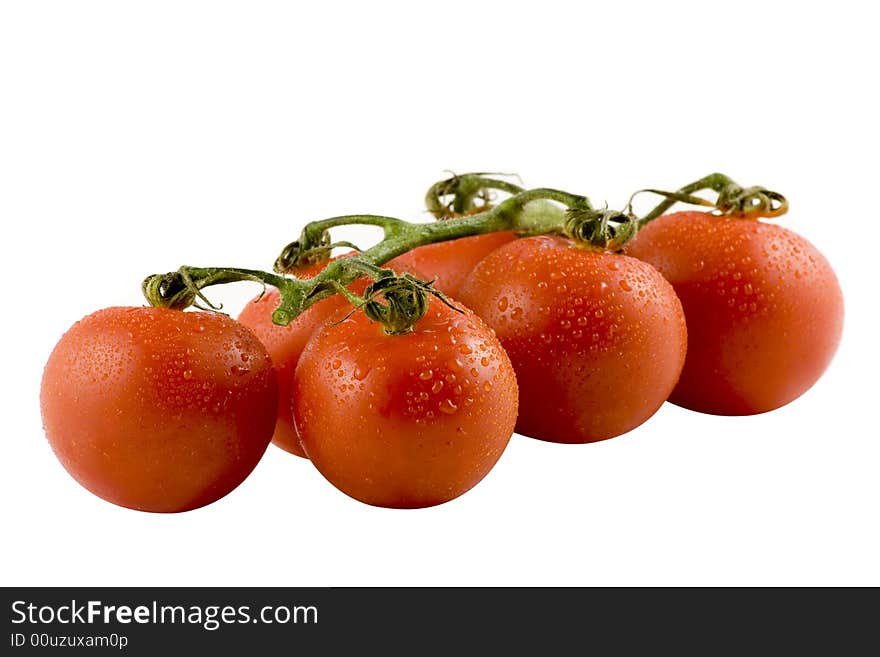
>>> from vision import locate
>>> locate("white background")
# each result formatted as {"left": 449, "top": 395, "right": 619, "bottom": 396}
{"left": 2, "top": 1, "right": 877, "bottom": 586}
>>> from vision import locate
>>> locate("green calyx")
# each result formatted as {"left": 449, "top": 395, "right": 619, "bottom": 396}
{"left": 361, "top": 274, "right": 456, "bottom": 335}
{"left": 142, "top": 271, "right": 196, "bottom": 311}
{"left": 715, "top": 183, "right": 788, "bottom": 219}
{"left": 564, "top": 207, "right": 639, "bottom": 252}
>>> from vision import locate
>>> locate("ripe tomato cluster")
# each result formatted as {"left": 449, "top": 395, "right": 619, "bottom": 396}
{"left": 39, "top": 174, "right": 844, "bottom": 513}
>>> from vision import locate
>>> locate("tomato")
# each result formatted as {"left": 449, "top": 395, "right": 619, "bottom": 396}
{"left": 386, "top": 232, "right": 516, "bottom": 296}
{"left": 458, "top": 235, "right": 687, "bottom": 443}
{"left": 238, "top": 236, "right": 507, "bottom": 458}
{"left": 625, "top": 211, "right": 844, "bottom": 415}
{"left": 292, "top": 296, "right": 518, "bottom": 508}
{"left": 238, "top": 290, "right": 346, "bottom": 458}
{"left": 237, "top": 256, "right": 363, "bottom": 457}
{"left": 40, "top": 307, "right": 277, "bottom": 512}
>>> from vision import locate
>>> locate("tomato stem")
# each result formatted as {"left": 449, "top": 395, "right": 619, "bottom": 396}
{"left": 143, "top": 172, "right": 788, "bottom": 330}
{"left": 425, "top": 172, "right": 525, "bottom": 218}
{"left": 143, "top": 182, "right": 609, "bottom": 326}
{"left": 634, "top": 173, "right": 788, "bottom": 225}
{"left": 142, "top": 267, "right": 289, "bottom": 312}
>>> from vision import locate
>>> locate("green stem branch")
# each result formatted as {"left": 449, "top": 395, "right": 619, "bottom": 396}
{"left": 425, "top": 173, "right": 526, "bottom": 218}
{"left": 144, "top": 172, "right": 784, "bottom": 332}
{"left": 637, "top": 173, "right": 736, "bottom": 225}
{"left": 636, "top": 173, "right": 787, "bottom": 226}
{"left": 144, "top": 187, "right": 584, "bottom": 327}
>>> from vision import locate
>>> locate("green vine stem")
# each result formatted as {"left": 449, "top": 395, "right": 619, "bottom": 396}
{"left": 633, "top": 172, "right": 788, "bottom": 226}
{"left": 425, "top": 172, "right": 525, "bottom": 218}
{"left": 143, "top": 172, "right": 784, "bottom": 331}
{"left": 144, "top": 183, "right": 636, "bottom": 329}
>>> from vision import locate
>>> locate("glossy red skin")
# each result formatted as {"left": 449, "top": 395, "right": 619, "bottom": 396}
{"left": 292, "top": 297, "right": 518, "bottom": 508}
{"left": 625, "top": 211, "right": 844, "bottom": 415}
{"left": 237, "top": 256, "right": 366, "bottom": 457}
{"left": 238, "top": 287, "right": 348, "bottom": 458}
{"left": 40, "top": 307, "right": 277, "bottom": 512}
{"left": 458, "top": 235, "right": 687, "bottom": 443}
{"left": 386, "top": 232, "right": 516, "bottom": 296}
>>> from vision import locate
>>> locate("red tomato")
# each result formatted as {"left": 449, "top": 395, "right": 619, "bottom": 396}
{"left": 238, "top": 290, "right": 345, "bottom": 458}
{"left": 625, "top": 211, "right": 844, "bottom": 415}
{"left": 458, "top": 235, "right": 687, "bottom": 443}
{"left": 237, "top": 256, "right": 362, "bottom": 457}
{"left": 292, "top": 296, "right": 518, "bottom": 508}
{"left": 40, "top": 307, "right": 277, "bottom": 512}
{"left": 386, "top": 232, "right": 516, "bottom": 296}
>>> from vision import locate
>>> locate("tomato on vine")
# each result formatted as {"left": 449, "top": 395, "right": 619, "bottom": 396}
{"left": 459, "top": 234, "right": 687, "bottom": 443}
{"left": 293, "top": 286, "right": 518, "bottom": 508}
{"left": 626, "top": 208, "right": 843, "bottom": 415}
{"left": 238, "top": 256, "right": 361, "bottom": 457}
{"left": 40, "top": 307, "right": 277, "bottom": 512}
{"left": 123, "top": 170, "right": 832, "bottom": 513}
